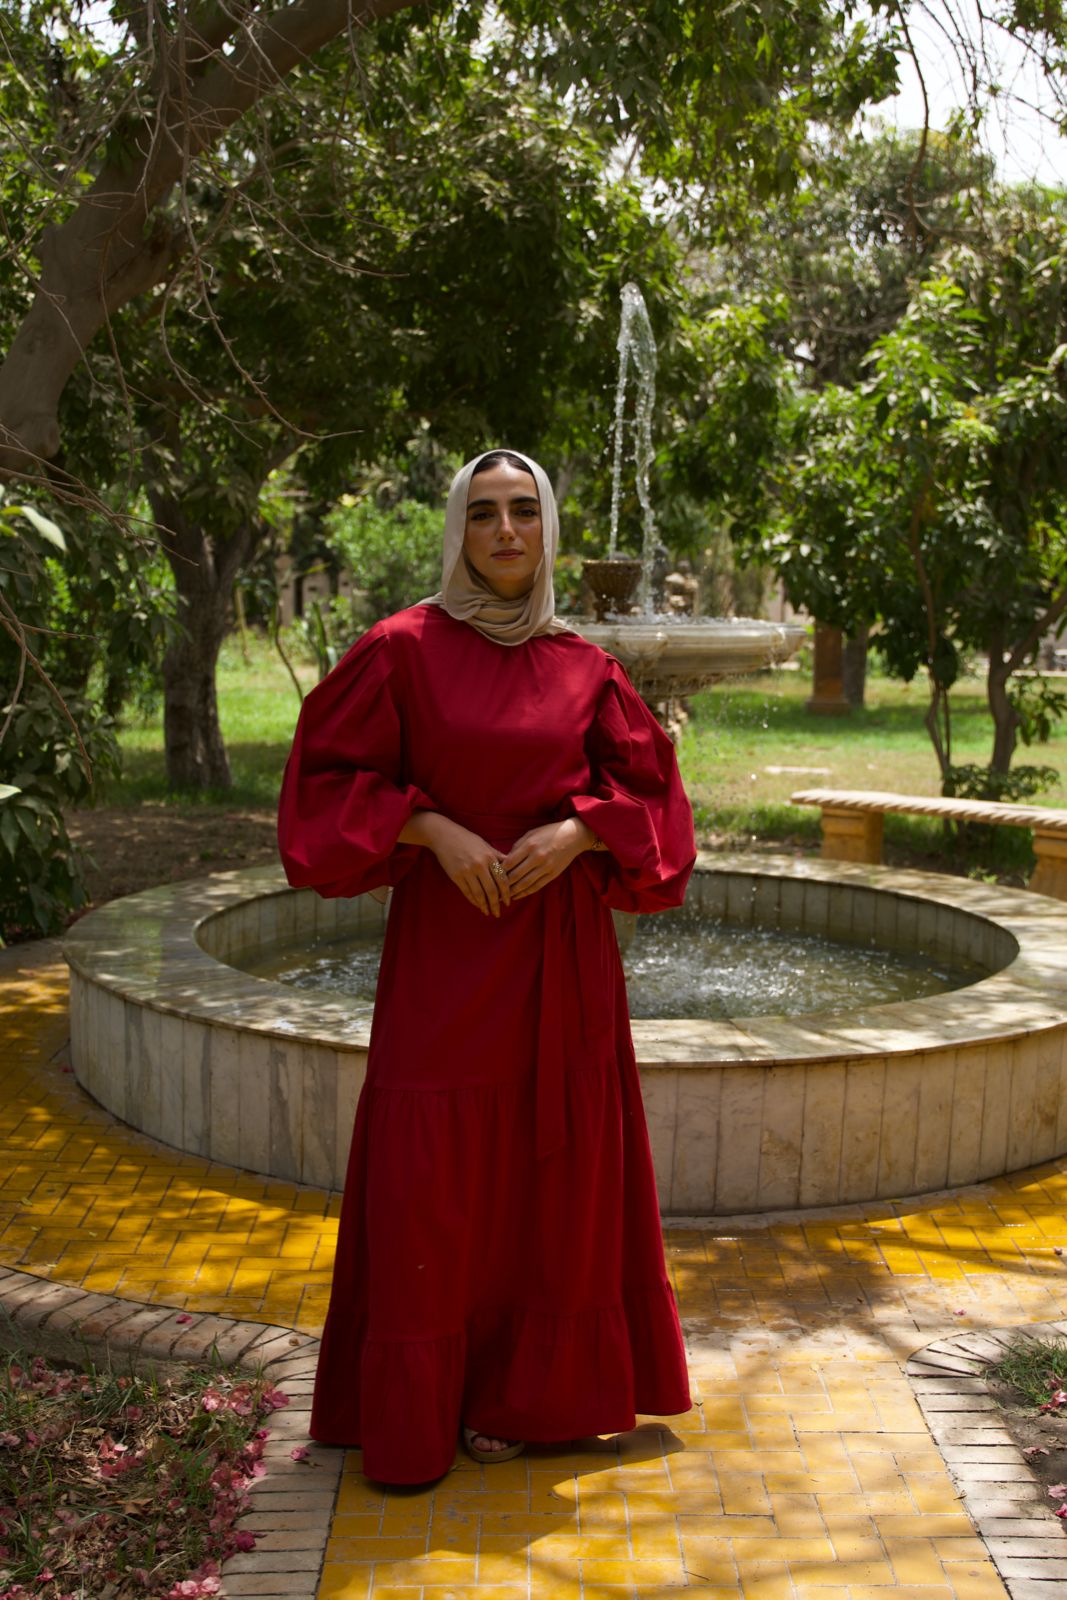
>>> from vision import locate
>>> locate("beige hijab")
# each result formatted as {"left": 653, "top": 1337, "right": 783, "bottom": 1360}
{"left": 420, "top": 449, "right": 571, "bottom": 647}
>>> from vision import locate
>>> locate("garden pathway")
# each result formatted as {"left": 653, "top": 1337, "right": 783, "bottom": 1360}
{"left": 5, "top": 943, "right": 1067, "bottom": 1598}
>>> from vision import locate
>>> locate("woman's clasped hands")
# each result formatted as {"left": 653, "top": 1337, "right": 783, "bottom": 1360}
{"left": 501, "top": 819, "right": 595, "bottom": 905}
{"left": 398, "top": 811, "right": 596, "bottom": 917}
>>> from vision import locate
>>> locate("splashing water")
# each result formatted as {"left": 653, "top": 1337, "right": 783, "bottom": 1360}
{"left": 239, "top": 915, "right": 984, "bottom": 1020}
{"left": 608, "top": 282, "right": 659, "bottom": 612}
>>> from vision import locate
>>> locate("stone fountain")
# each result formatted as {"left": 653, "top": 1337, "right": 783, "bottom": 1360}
{"left": 577, "top": 283, "right": 806, "bottom": 727}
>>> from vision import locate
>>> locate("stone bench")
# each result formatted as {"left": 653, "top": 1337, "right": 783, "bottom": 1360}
{"left": 790, "top": 787, "right": 1067, "bottom": 902}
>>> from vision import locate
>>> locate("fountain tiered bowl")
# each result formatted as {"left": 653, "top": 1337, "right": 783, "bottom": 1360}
{"left": 577, "top": 616, "right": 809, "bottom": 699}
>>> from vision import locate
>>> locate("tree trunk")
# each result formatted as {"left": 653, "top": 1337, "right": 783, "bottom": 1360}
{"left": 152, "top": 493, "right": 258, "bottom": 791}
{"left": 841, "top": 626, "right": 869, "bottom": 708}
{"left": 987, "top": 651, "right": 1019, "bottom": 775}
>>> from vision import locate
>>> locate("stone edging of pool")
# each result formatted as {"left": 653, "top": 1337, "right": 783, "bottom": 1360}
{"left": 63, "top": 852, "right": 1067, "bottom": 1215}
{"left": 907, "top": 1325, "right": 1067, "bottom": 1593}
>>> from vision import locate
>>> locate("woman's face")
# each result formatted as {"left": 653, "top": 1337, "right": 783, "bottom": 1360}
{"left": 463, "top": 461, "right": 544, "bottom": 600}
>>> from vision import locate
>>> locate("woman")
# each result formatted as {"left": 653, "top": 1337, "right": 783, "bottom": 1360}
{"left": 277, "top": 448, "right": 695, "bottom": 1485}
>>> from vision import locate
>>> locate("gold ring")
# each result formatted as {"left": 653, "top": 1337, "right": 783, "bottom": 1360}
{"left": 490, "top": 860, "right": 507, "bottom": 880}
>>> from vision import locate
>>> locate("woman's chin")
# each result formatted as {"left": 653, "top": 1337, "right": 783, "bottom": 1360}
{"left": 485, "top": 576, "right": 537, "bottom": 601}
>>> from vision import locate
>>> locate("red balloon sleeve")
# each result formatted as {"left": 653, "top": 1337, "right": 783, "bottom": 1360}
{"left": 277, "top": 624, "right": 437, "bottom": 900}
{"left": 565, "top": 658, "right": 696, "bottom": 913}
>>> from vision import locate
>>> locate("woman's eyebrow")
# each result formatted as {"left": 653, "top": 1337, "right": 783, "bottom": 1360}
{"left": 467, "top": 495, "right": 540, "bottom": 509}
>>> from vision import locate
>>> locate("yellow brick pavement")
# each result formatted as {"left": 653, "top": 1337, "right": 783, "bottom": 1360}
{"left": 6, "top": 949, "right": 1067, "bottom": 1597}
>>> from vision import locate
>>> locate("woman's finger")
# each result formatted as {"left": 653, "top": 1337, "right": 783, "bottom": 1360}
{"left": 507, "top": 857, "right": 544, "bottom": 893}
{"left": 513, "top": 868, "right": 550, "bottom": 899}
{"left": 485, "top": 857, "right": 510, "bottom": 908}
{"left": 480, "top": 868, "right": 502, "bottom": 918}
{"left": 499, "top": 842, "right": 527, "bottom": 875}
{"left": 466, "top": 875, "right": 490, "bottom": 916}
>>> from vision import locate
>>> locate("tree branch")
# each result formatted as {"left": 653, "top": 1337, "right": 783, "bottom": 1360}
{"left": 1005, "top": 581, "right": 1067, "bottom": 675}
{"left": 0, "top": 0, "right": 424, "bottom": 478}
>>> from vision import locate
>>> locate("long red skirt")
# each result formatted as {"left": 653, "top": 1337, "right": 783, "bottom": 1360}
{"left": 308, "top": 851, "right": 691, "bottom": 1484}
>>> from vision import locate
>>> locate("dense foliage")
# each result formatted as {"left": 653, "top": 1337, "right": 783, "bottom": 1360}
{"left": 764, "top": 180, "right": 1067, "bottom": 789}
{"left": 1, "top": 3, "right": 1066, "bottom": 932}
{"left": 0, "top": 502, "right": 170, "bottom": 939}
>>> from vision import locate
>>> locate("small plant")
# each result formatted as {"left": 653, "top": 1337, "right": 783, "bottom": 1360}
{"left": 943, "top": 762, "right": 1059, "bottom": 803}
{"left": 0, "top": 1349, "right": 292, "bottom": 1600}
{"left": 992, "top": 1335, "right": 1067, "bottom": 1410}
{"left": 324, "top": 495, "right": 443, "bottom": 627}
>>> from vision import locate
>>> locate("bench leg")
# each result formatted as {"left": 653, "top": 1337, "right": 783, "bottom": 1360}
{"left": 1030, "top": 831, "right": 1067, "bottom": 901}
{"left": 820, "top": 808, "right": 884, "bottom": 865}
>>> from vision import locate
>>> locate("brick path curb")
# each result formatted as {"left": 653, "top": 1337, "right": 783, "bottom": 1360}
{"left": 0, "top": 1262, "right": 337, "bottom": 1600}
{"left": 908, "top": 1322, "right": 1067, "bottom": 1598}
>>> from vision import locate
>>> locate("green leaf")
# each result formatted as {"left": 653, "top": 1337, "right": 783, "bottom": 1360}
{"left": 0, "top": 784, "right": 20, "bottom": 802}
{"left": 2, "top": 505, "right": 67, "bottom": 550}
{"left": 0, "top": 809, "right": 18, "bottom": 857}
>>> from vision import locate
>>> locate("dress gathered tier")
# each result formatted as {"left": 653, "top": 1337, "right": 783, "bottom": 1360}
{"left": 277, "top": 604, "right": 695, "bottom": 1484}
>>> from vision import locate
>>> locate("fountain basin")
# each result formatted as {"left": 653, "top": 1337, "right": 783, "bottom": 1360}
{"left": 64, "top": 855, "right": 1067, "bottom": 1215}
{"left": 577, "top": 619, "right": 808, "bottom": 699}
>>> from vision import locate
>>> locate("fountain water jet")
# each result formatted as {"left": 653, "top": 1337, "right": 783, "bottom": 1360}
{"left": 608, "top": 282, "right": 659, "bottom": 612}
{"left": 579, "top": 283, "right": 806, "bottom": 729}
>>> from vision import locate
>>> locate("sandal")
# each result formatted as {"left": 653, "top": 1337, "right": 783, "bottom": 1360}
{"left": 462, "top": 1425, "right": 525, "bottom": 1464}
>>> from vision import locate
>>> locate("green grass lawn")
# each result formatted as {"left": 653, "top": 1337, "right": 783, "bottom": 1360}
{"left": 681, "top": 665, "right": 1067, "bottom": 873}
{"left": 104, "top": 636, "right": 1067, "bottom": 873}
{"left": 104, "top": 637, "right": 314, "bottom": 809}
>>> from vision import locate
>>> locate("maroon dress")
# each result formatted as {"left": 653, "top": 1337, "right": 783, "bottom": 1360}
{"left": 277, "top": 604, "right": 694, "bottom": 1483}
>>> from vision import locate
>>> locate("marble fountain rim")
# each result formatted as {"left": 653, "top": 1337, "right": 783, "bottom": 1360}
{"left": 61, "top": 852, "right": 1067, "bottom": 1069}
{"left": 575, "top": 618, "right": 809, "bottom": 651}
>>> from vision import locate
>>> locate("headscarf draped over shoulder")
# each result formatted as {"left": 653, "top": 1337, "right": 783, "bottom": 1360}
{"left": 419, "top": 449, "right": 571, "bottom": 647}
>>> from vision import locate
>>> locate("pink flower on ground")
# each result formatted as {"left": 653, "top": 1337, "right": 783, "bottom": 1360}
{"left": 1056, "top": 1503, "right": 1067, "bottom": 1520}
{"left": 227, "top": 1389, "right": 254, "bottom": 1417}
{"left": 1023, "top": 1444, "right": 1049, "bottom": 1459}
{"left": 175, "top": 1313, "right": 193, "bottom": 1324}
{"left": 259, "top": 1388, "right": 289, "bottom": 1413}
{"left": 290, "top": 1445, "right": 309, "bottom": 1461}
{"left": 233, "top": 1530, "right": 257, "bottom": 1551}
{"left": 201, "top": 1388, "right": 224, "bottom": 1412}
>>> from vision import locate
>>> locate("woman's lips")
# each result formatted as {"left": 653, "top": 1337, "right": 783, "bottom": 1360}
{"left": 492, "top": 550, "right": 523, "bottom": 560}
